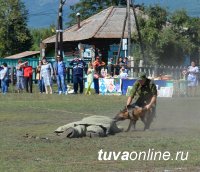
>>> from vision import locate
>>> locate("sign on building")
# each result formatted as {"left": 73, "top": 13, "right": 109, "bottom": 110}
{"left": 122, "top": 39, "right": 127, "bottom": 50}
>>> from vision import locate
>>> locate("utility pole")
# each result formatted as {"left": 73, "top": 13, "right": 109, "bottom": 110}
{"left": 130, "top": 0, "right": 146, "bottom": 65}
{"left": 60, "top": 0, "right": 64, "bottom": 59}
{"left": 117, "top": 9, "right": 128, "bottom": 59}
{"left": 55, "top": 1, "right": 60, "bottom": 58}
{"left": 127, "top": 0, "right": 131, "bottom": 57}
{"left": 127, "top": 0, "right": 134, "bottom": 77}
{"left": 55, "top": 0, "right": 66, "bottom": 59}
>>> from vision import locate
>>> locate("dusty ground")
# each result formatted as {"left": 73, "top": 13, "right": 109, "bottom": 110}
{"left": 0, "top": 94, "right": 200, "bottom": 172}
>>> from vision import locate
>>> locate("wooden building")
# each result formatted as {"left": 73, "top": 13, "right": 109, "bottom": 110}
{"left": 2, "top": 51, "right": 40, "bottom": 67}
{"left": 42, "top": 6, "right": 143, "bottom": 63}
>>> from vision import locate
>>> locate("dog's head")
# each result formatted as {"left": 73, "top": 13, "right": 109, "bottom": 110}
{"left": 114, "top": 105, "right": 145, "bottom": 122}
{"left": 114, "top": 107, "right": 129, "bottom": 121}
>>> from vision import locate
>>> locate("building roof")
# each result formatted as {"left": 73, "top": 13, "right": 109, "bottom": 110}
{"left": 4, "top": 51, "right": 40, "bottom": 59}
{"left": 43, "top": 6, "right": 142, "bottom": 44}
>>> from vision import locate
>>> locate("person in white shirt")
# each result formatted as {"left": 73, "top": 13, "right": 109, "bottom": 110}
{"left": 187, "top": 61, "right": 199, "bottom": 96}
{"left": 0, "top": 63, "right": 9, "bottom": 94}
{"left": 41, "top": 58, "right": 53, "bottom": 94}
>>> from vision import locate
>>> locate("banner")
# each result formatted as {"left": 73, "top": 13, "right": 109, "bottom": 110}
{"left": 99, "top": 78, "right": 122, "bottom": 95}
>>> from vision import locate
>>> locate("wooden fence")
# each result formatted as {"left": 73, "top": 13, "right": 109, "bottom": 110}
{"left": 8, "top": 65, "right": 188, "bottom": 85}
{"left": 128, "top": 66, "right": 187, "bottom": 80}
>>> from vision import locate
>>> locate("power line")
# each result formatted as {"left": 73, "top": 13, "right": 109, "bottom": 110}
{"left": 28, "top": 12, "right": 57, "bottom": 17}
{"left": 28, "top": 9, "right": 57, "bottom": 17}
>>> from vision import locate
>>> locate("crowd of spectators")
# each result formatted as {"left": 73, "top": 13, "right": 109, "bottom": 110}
{"left": 0, "top": 55, "right": 130, "bottom": 95}
{"left": 92, "top": 56, "right": 130, "bottom": 78}
{"left": 1, "top": 56, "right": 198, "bottom": 96}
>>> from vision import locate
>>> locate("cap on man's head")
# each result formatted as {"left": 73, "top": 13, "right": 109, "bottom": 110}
{"left": 138, "top": 72, "right": 147, "bottom": 80}
{"left": 96, "top": 56, "right": 100, "bottom": 59}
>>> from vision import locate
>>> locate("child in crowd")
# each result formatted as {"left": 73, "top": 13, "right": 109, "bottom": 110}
{"left": 85, "top": 62, "right": 94, "bottom": 95}
{"left": 119, "top": 66, "right": 128, "bottom": 79}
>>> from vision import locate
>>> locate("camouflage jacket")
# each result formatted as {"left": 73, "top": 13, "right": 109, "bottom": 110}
{"left": 130, "top": 79, "right": 157, "bottom": 105}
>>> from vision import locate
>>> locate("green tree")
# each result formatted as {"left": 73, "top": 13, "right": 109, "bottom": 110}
{"left": 132, "top": 5, "right": 169, "bottom": 65}
{"left": 132, "top": 6, "right": 200, "bottom": 66}
{"left": 67, "top": 0, "right": 119, "bottom": 26}
{"left": 0, "top": 0, "right": 32, "bottom": 57}
{"left": 30, "top": 25, "right": 55, "bottom": 51}
{"left": 170, "top": 10, "right": 200, "bottom": 59}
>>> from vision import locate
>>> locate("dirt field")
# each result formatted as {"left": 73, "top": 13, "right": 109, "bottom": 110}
{"left": 0, "top": 94, "right": 200, "bottom": 172}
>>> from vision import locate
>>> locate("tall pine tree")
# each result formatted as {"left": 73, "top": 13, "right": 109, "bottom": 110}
{"left": 0, "top": 0, "right": 32, "bottom": 57}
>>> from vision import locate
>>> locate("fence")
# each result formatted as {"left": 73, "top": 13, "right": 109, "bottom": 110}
{"left": 128, "top": 65, "right": 187, "bottom": 80}
{"left": 0, "top": 56, "right": 74, "bottom": 68}
{"left": 9, "top": 67, "right": 75, "bottom": 85}
{"left": 0, "top": 55, "right": 189, "bottom": 80}
{"left": 0, "top": 58, "right": 41, "bottom": 68}
{"left": 0, "top": 56, "right": 188, "bottom": 84}
{"left": 7, "top": 65, "right": 187, "bottom": 86}
{"left": 2, "top": 63, "right": 198, "bottom": 96}
{"left": 0, "top": 56, "right": 74, "bottom": 84}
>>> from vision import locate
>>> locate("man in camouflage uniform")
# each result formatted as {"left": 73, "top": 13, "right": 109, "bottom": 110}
{"left": 126, "top": 72, "right": 157, "bottom": 129}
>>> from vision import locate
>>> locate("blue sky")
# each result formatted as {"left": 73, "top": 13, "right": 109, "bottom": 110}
{"left": 134, "top": 0, "right": 200, "bottom": 17}
{"left": 23, "top": 0, "right": 79, "bottom": 28}
{"left": 24, "top": 0, "right": 200, "bottom": 28}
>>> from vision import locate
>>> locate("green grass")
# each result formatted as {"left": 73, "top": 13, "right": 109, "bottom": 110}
{"left": 0, "top": 93, "right": 200, "bottom": 172}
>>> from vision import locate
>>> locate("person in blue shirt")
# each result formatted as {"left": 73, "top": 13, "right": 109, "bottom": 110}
{"left": 54, "top": 55, "right": 68, "bottom": 95}
{"left": 69, "top": 57, "right": 86, "bottom": 94}
{"left": 16, "top": 59, "right": 26, "bottom": 93}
